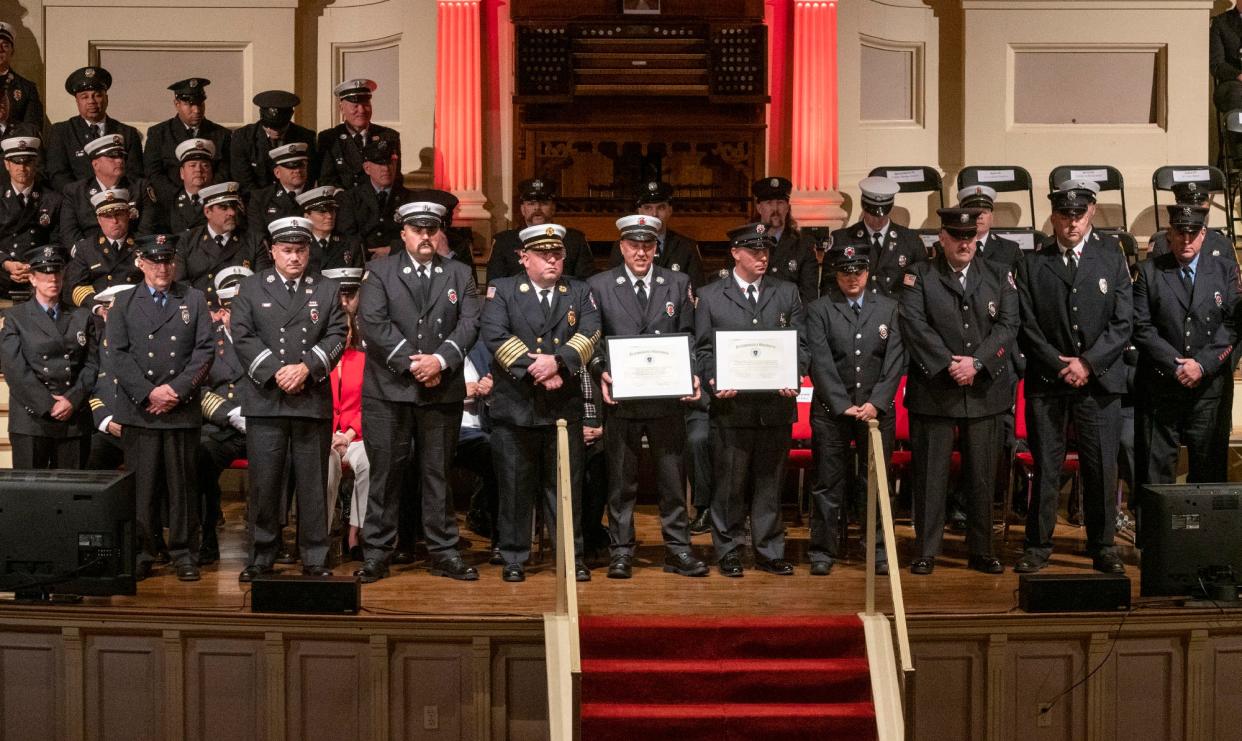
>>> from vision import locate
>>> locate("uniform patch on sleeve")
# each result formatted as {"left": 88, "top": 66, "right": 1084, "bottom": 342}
{"left": 903, "top": 274, "right": 916, "bottom": 287}
{"left": 487, "top": 286, "right": 496, "bottom": 299}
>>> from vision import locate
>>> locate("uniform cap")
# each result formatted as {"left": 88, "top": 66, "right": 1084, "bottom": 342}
{"left": 727, "top": 222, "right": 776, "bottom": 250}
{"left": 90, "top": 188, "right": 131, "bottom": 215}
{"left": 333, "top": 78, "right": 377, "bottom": 102}
{"left": 269, "top": 142, "right": 309, "bottom": 167}
{"left": 174, "top": 137, "right": 215, "bottom": 163}
{"left": 937, "top": 207, "right": 982, "bottom": 238}
{"left": 199, "top": 181, "right": 242, "bottom": 207}
{"left": 65, "top": 66, "right": 112, "bottom": 95}
{"left": 519, "top": 223, "right": 567, "bottom": 251}
{"left": 397, "top": 201, "right": 447, "bottom": 229}
{"left": 84, "top": 134, "right": 125, "bottom": 159}
{"left": 859, "top": 176, "right": 901, "bottom": 216}
{"left": 296, "top": 186, "right": 344, "bottom": 212}
{"left": 168, "top": 78, "right": 209, "bottom": 102}
{"left": 268, "top": 216, "right": 313, "bottom": 243}
{"left": 616, "top": 214, "right": 662, "bottom": 242}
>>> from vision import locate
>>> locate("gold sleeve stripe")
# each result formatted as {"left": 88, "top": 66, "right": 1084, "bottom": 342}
{"left": 71, "top": 286, "right": 95, "bottom": 307}
{"left": 89, "top": 398, "right": 104, "bottom": 410}
{"left": 495, "top": 337, "right": 529, "bottom": 369}
{"left": 566, "top": 333, "right": 597, "bottom": 366}
{"left": 201, "top": 391, "right": 225, "bottom": 418}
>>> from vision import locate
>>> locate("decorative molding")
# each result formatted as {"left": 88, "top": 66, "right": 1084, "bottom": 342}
{"left": 330, "top": 34, "right": 403, "bottom": 127}
{"left": 858, "top": 34, "right": 924, "bottom": 128}
{"left": 1007, "top": 42, "right": 1167, "bottom": 130}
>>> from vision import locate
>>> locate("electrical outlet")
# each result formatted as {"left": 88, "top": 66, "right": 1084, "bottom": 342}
{"left": 1037, "top": 702, "right": 1053, "bottom": 728}
{"left": 423, "top": 705, "right": 439, "bottom": 730}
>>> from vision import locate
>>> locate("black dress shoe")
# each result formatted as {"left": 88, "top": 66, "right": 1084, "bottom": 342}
{"left": 810, "top": 560, "right": 833, "bottom": 576}
{"left": 431, "top": 556, "right": 479, "bottom": 581}
{"left": 910, "top": 558, "right": 935, "bottom": 575}
{"left": 756, "top": 558, "right": 795, "bottom": 576}
{"left": 607, "top": 556, "right": 633, "bottom": 579}
{"left": 663, "top": 552, "right": 709, "bottom": 577}
{"left": 302, "top": 565, "right": 333, "bottom": 577}
{"left": 239, "top": 564, "right": 273, "bottom": 583}
{"left": 135, "top": 561, "right": 153, "bottom": 582}
{"left": 275, "top": 545, "right": 297, "bottom": 565}
{"left": 176, "top": 563, "right": 201, "bottom": 582}
{"left": 689, "top": 508, "right": 711, "bottom": 535}
{"left": 718, "top": 553, "right": 744, "bottom": 577}
{"left": 489, "top": 546, "right": 504, "bottom": 566}
{"left": 198, "top": 545, "right": 220, "bottom": 566}
{"left": 1014, "top": 553, "right": 1047, "bottom": 573}
{"left": 353, "top": 559, "right": 389, "bottom": 583}
{"left": 1092, "top": 551, "right": 1126, "bottom": 574}
{"left": 575, "top": 561, "right": 592, "bottom": 582}
{"left": 391, "top": 550, "right": 416, "bottom": 565}
{"left": 502, "top": 563, "right": 525, "bottom": 582}
{"left": 947, "top": 510, "right": 968, "bottom": 532}
{"left": 968, "top": 556, "right": 1004, "bottom": 574}
{"left": 155, "top": 547, "right": 172, "bottom": 565}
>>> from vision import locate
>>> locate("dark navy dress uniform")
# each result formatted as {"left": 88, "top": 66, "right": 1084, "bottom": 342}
{"left": 695, "top": 230, "right": 807, "bottom": 573}
{"left": 336, "top": 180, "right": 410, "bottom": 251}
{"left": 86, "top": 361, "right": 125, "bottom": 470}
{"left": 196, "top": 316, "right": 247, "bottom": 564}
{"left": 1148, "top": 229, "right": 1237, "bottom": 265}
{"left": 587, "top": 256, "right": 699, "bottom": 566}
{"left": 1, "top": 68, "right": 43, "bottom": 128}
{"left": 60, "top": 177, "right": 156, "bottom": 244}
{"left": 0, "top": 183, "right": 62, "bottom": 265}
{"left": 246, "top": 184, "right": 305, "bottom": 238}
{"left": 355, "top": 210, "right": 483, "bottom": 579}
{"left": 231, "top": 121, "right": 317, "bottom": 193}
{"left": 64, "top": 233, "right": 142, "bottom": 307}
{"left": 143, "top": 119, "right": 231, "bottom": 195}
{"left": 230, "top": 254, "right": 346, "bottom": 574}
{"left": 173, "top": 225, "right": 266, "bottom": 304}
{"left": 1132, "top": 209, "right": 1239, "bottom": 493}
{"left": 45, "top": 118, "right": 144, "bottom": 192}
{"left": 608, "top": 229, "right": 705, "bottom": 288}
{"left": 315, "top": 123, "right": 401, "bottom": 190}
{"left": 1017, "top": 227, "right": 1133, "bottom": 568}
{"left": 104, "top": 252, "right": 215, "bottom": 575}
{"left": 804, "top": 264, "right": 905, "bottom": 568}
{"left": 830, "top": 219, "right": 927, "bottom": 298}
{"left": 487, "top": 225, "right": 595, "bottom": 284}
{"left": 724, "top": 226, "right": 819, "bottom": 305}
{"left": 900, "top": 230, "right": 1018, "bottom": 569}
{"left": 479, "top": 246, "right": 601, "bottom": 574}
{"left": 156, "top": 186, "right": 208, "bottom": 235}
{"left": 0, "top": 255, "right": 99, "bottom": 468}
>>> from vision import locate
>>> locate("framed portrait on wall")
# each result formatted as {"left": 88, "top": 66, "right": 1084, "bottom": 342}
{"left": 622, "top": 0, "right": 661, "bottom": 14}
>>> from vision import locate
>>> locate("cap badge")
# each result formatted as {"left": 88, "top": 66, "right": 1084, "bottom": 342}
{"left": 1099, "top": 278, "right": 1108, "bottom": 294}
{"left": 844, "top": 245, "right": 855, "bottom": 258}
{"left": 648, "top": 182, "right": 659, "bottom": 192}
{"left": 755, "top": 224, "right": 765, "bottom": 234}
{"left": 769, "top": 178, "right": 779, "bottom": 187}
{"left": 671, "top": 263, "right": 681, "bottom": 271}
{"left": 545, "top": 226, "right": 556, "bottom": 237}
{"left": 266, "top": 107, "right": 278, "bottom": 117}
{"left": 189, "top": 79, "right": 198, "bottom": 88}
{"left": 637, "top": 216, "right": 646, "bottom": 225}
{"left": 155, "top": 235, "right": 166, "bottom": 245}
{"left": 1188, "top": 182, "right": 1199, "bottom": 192}
{"left": 879, "top": 324, "right": 888, "bottom": 340}
{"left": 959, "top": 213, "right": 969, "bottom": 223}
{"left": 85, "top": 68, "right": 96, "bottom": 78}
{"left": 532, "top": 179, "right": 543, "bottom": 190}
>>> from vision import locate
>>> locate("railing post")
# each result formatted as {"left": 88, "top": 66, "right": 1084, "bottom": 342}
{"left": 867, "top": 419, "right": 915, "bottom": 689}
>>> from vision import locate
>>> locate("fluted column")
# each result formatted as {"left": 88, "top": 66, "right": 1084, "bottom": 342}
{"left": 435, "top": 0, "right": 489, "bottom": 219}
{"left": 789, "top": 0, "right": 846, "bottom": 226}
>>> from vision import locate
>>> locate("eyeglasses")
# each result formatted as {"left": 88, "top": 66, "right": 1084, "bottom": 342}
{"left": 530, "top": 250, "right": 566, "bottom": 262}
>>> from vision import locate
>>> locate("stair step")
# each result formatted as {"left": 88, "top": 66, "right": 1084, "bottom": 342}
{"left": 579, "top": 614, "right": 867, "bottom": 659}
{"left": 580, "top": 701, "right": 878, "bottom": 741}
{"left": 580, "top": 657, "right": 873, "bottom": 704}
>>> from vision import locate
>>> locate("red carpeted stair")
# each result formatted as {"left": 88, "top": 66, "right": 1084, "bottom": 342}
{"left": 579, "top": 615, "right": 878, "bottom": 740}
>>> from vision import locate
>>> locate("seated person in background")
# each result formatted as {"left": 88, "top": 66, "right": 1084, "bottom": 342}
{"left": 84, "top": 284, "right": 134, "bottom": 470}
{"left": 324, "top": 267, "right": 370, "bottom": 560}
{"left": 194, "top": 267, "right": 252, "bottom": 565}
{"left": 45, "top": 66, "right": 144, "bottom": 191}
{"left": 155, "top": 138, "right": 216, "bottom": 235}
{"left": 0, "top": 22, "right": 44, "bottom": 130}
{"left": 404, "top": 188, "right": 475, "bottom": 265}
{"left": 336, "top": 140, "right": 408, "bottom": 259}
{"left": 174, "top": 181, "right": 266, "bottom": 307}
{"left": 1211, "top": 2, "right": 1242, "bottom": 148}
{"left": 1146, "top": 182, "right": 1237, "bottom": 264}
{"left": 143, "top": 78, "right": 231, "bottom": 194}
{"left": 63, "top": 188, "right": 143, "bottom": 307}
{"left": 231, "top": 90, "right": 317, "bottom": 193}
{"left": 60, "top": 133, "right": 156, "bottom": 245}
{"left": 296, "top": 186, "right": 365, "bottom": 273}
{"left": 246, "top": 142, "right": 310, "bottom": 237}
{"left": 0, "top": 136, "right": 62, "bottom": 298}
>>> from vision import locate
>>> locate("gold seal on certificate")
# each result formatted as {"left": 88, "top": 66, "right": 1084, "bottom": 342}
{"left": 604, "top": 333, "right": 694, "bottom": 400}
{"left": 713, "top": 329, "right": 800, "bottom": 391}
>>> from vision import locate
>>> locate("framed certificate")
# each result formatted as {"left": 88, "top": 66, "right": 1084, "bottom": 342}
{"left": 605, "top": 333, "right": 694, "bottom": 400}
{"left": 714, "top": 329, "right": 800, "bottom": 392}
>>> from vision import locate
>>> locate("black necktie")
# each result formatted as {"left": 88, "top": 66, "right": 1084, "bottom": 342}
{"left": 46, "top": 306, "right": 56, "bottom": 321}
{"left": 852, "top": 302, "right": 861, "bottom": 317}
{"left": 976, "top": 240, "right": 984, "bottom": 255}
{"left": 872, "top": 232, "right": 883, "bottom": 251}
{"left": 19, "top": 192, "right": 27, "bottom": 208}
{"left": 353, "top": 132, "right": 365, "bottom": 151}
{"left": 1181, "top": 266, "right": 1194, "bottom": 295}
{"left": 1066, "top": 251, "right": 1078, "bottom": 280}
{"left": 286, "top": 279, "right": 296, "bottom": 297}
{"left": 417, "top": 266, "right": 431, "bottom": 303}
{"left": 190, "top": 192, "right": 200, "bottom": 207}
{"left": 635, "top": 278, "right": 648, "bottom": 309}
{"left": 89, "top": 123, "right": 101, "bottom": 140}
{"left": 187, "top": 127, "right": 198, "bottom": 139}
{"left": 215, "top": 234, "right": 226, "bottom": 250}
{"left": 153, "top": 291, "right": 166, "bottom": 307}
{"left": 540, "top": 289, "right": 552, "bottom": 318}
{"left": 318, "top": 238, "right": 328, "bottom": 253}
{"left": 746, "top": 284, "right": 757, "bottom": 306}
{"left": 376, "top": 189, "right": 389, "bottom": 214}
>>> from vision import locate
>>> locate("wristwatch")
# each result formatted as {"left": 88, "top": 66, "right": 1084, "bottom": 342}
{"left": 972, "top": 358, "right": 983, "bottom": 372}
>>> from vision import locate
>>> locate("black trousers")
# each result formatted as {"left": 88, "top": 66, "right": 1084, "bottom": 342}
{"left": 686, "top": 407, "right": 713, "bottom": 511}
{"left": 582, "top": 435, "right": 609, "bottom": 550}
{"left": 710, "top": 424, "right": 790, "bottom": 561}
{"left": 246, "top": 417, "right": 331, "bottom": 568}
{"left": 457, "top": 430, "right": 498, "bottom": 534}
{"left": 809, "top": 411, "right": 895, "bottom": 563}
{"left": 197, "top": 431, "right": 246, "bottom": 544}
{"left": 362, "top": 398, "right": 464, "bottom": 562}
{"left": 911, "top": 412, "right": 1001, "bottom": 559}
{"left": 1024, "top": 392, "right": 1121, "bottom": 557}
{"left": 604, "top": 414, "right": 692, "bottom": 557}
{"left": 86, "top": 431, "right": 124, "bottom": 470}
{"left": 491, "top": 421, "right": 585, "bottom": 566}
{"left": 1136, "top": 389, "right": 1232, "bottom": 490}
{"left": 123, "top": 426, "right": 200, "bottom": 568}
{"left": 10, "top": 432, "right": 89, "bottom": 470}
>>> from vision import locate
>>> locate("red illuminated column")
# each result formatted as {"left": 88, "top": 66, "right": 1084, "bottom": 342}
{"left": 789, "top": 0, "right": 846, "bottom": 226}
{"left": 435, "top": 0, "right": 489, "bottom": 220}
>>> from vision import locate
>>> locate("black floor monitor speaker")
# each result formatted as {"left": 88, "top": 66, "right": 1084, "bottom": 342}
{"left": 251, "top": 575, "right": 361, "bottom": 614}
{"left": 1019, "top": 573, "right": 1131, "bottom": 613}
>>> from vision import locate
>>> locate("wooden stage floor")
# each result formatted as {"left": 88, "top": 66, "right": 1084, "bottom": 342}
{"left": 15, "top": 500, "right": 1168, "bottom": 622}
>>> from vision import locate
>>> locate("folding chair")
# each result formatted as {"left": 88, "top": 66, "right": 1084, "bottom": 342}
{"left": 1048, "top": 165, "right": 1138, "bottom": 265}
{"left": 957, "top": 165, "right": 1046, "bottom": 248}
{"left": 789, "top": 377, "right": 815, "bottom": 525}
{"left": 1221, "top": 109, "right": 1242, "bottom": 239}
{"left": 1004, "top": 380, "right": 1082, "bottom": 543}
{"left": 1152, "top": 165, "right": 1234, "bottom": 241}
{"left": 868, "top": 165, "right": 944, "bottom": 245}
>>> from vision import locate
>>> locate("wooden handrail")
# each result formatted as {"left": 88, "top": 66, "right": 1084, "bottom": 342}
{"left": 864, "top": 419, "right": 915, "bottom": 682}
{"left": 554, "top": 419, "right": 582, "bottom": 674}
